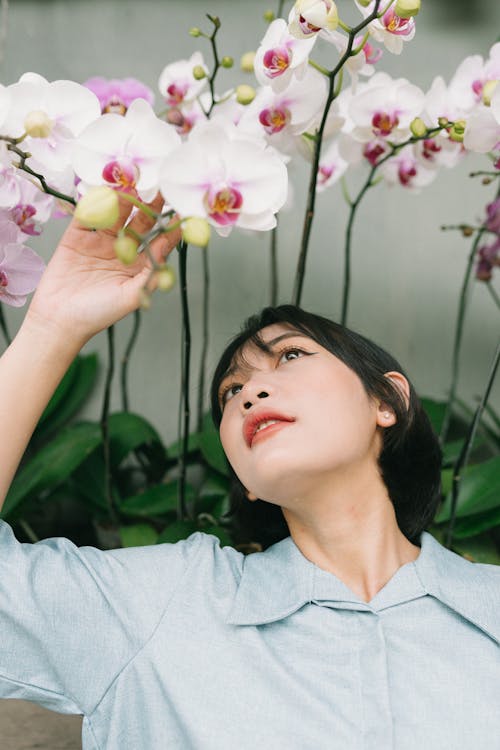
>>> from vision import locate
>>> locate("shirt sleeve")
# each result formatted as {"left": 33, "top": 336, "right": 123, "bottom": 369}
{"left": 0, "top": 519, "right": 204, "bottom": 715}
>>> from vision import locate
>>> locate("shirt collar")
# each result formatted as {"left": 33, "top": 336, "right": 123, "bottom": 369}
{"left": 225, "top": 531, "right": 500, "bottom": 644}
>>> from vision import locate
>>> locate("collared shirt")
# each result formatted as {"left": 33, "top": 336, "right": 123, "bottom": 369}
{"left": 0, "top": 519, "right": 499, "bottom": 749}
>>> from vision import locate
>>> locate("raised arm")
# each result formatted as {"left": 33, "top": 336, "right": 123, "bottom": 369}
{"left": 0, "top": 194, "right": 179, "bottom": 510}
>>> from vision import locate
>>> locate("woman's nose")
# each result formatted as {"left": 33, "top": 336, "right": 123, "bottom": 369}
{"left": 242, "top": 389, "right": 269, "bottom": 411}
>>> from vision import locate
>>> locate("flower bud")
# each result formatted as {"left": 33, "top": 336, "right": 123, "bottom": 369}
{"left": 356, "top": 0, "right": 372, "bottom": 5}
{"left": 114, "top": 234, "right": 139, "bottom": 265}
{"left": 263, "top": 10, "right": 275, "bottom": 22}
{"left": 189, "top": 27, "right": 202, "bottom": 37}
{"left": 24, "top": 110, "right": 53, "bottom": 138}
{"left": 394, "top": 0, "right": 421, "bottom": 18}
{"left": 182, "top": 217, "right": 211, "bottom": 247}
{"left": 438, "top": 116, "right": 450, "bottom": 129}
{"left": 449, "top": 119, "right": 466, "bottom": 143}
{"left": 461, "top": 225, "right": 474, "bottom": 237}
{"left": 157, "top": 265, "right": 176, "bottom": 292}
{"left": 240, "top": 51, "right": 256, "bottom": 72}
{"left": 410, "top": 117, "right": 427, "bottom": 138}
{"left": 482, "top": 80, "right": 498, "bottom": 107}
{"left": 192, "top": 65, "right": 207, "bottom": 80}
{"left": 235, "top": 84, "right": 257, "bottom": 105}
{"left": 74, "top": 186, "right": 120, "bottom": 230}
{"left": 221, "top": 56, "right": 234, "bottom": 69}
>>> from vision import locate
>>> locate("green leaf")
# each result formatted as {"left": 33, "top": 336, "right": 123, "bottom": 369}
{"left": 450, "top": 533, "right": 500, "bottom": 565}
{"left": 441, "top": 506, "right": 500, "bottom": 539}
{"left": 120, "top": 523, "right": 158, "bottom": 547}
{"left": 197, "top": 473, "right": 230, "bottom": 515}
{"left": 1, "top": 422, "right": 102, "bottom": 520}
{"left": 108, "top": 412, "right": 166, "bottom": 467}
{"left": 166, "top": 432, "right": 200, "bottom": 459}
{"left": 71, "top": 451, "right": 117, "bottom": 517}
{"left": 199, "top": 413, "right": 229, "bottom": 476}
{"left": 35, "top": 354, "right": 98, "bottom": 440}
{"left": 435, "top": 454, "right": 500, "bottom": 523}
{"left": 120, "top": 480, "right": 195, "bottom": 518}
{"left": 420, "top": 398, "right": 447, "bottom": 435}
{"left": 156, "top": 519, "right": 199, "bottom": 544}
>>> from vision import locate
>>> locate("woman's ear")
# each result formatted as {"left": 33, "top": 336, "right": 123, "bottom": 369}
{"left": 376, "top": 371, "right": 411, "bottom": 427}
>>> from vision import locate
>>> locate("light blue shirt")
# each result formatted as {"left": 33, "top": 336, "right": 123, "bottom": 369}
{"left": 0, "top": 519, "right": 499, "bottom": 749}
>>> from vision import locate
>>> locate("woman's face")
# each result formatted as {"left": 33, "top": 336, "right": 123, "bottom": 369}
{"left": 218, "top": 323, "right": 393, "bottom": 506}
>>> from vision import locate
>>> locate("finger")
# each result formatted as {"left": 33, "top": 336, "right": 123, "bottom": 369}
{"left": 126, "top": 191, "right": 165, "bottom": 237}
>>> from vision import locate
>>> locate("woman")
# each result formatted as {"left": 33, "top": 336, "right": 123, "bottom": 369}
{"left": 0, "top": 199, "right": 499, "bottom": 749}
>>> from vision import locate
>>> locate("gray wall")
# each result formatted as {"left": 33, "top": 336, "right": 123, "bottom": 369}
{"left": 3, "top": 0, "right": 500, "bottom": 442}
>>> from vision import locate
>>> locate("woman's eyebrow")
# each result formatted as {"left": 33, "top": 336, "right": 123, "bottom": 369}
{"left": 221, "top": 332, "right": 312, "bottom": 382}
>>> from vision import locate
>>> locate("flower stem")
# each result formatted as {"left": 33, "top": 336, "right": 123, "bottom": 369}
{"left": 117, "top": 191, "right": 159, "bottom": 220}
{"left": 177, "top": 240, "right": 191, "bottom": 520}
{"left": 444, "top": 337, "right": 500, "bottom": 549}
{"left": 101, "top": 326, "right": 119, "bottom": 526}
{"left": 270, "top": 220, "right": 279, "bottom": 306}
{"left": 196, "top": 247, "right": 210, "bottom": 432}
{"left": 120, "top": 310, "right": 141, "bottom": 412}
{"left": 277, "top": 0, "right": 285, "bottom": 15}
{"left": 0, "top": 304, "right": 11, "bottom": 347}
{"left": 206, "top": 15, "right": 222, "bottom": 117}
{"left": 440, "top": 182, "right": 500, "bottom": 443}
{"left": 2, "top": 140, "right": 76, "bottom": 205}
{"left": 292, "top": 0, "right": 383, "bottom": 306}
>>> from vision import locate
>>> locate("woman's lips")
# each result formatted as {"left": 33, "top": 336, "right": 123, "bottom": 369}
{"left": 250, "top": 419, "right": 293, "bottom": 447}
{"left": 243, "top": 410, "right": 296, "bottom": 447}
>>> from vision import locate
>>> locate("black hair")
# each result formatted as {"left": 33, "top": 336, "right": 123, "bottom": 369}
{"left": 210, "top": 305, "right": 442, "bottom": 550}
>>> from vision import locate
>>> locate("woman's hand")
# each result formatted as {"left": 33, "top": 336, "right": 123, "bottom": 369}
{"left": 26, "top": 191, "right": 180, "bottom": 347}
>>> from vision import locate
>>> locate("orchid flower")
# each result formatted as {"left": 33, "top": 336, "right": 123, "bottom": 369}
{"left": 0, "top": 174, "right": 53, "bottom": 235}
{"left": 254, "top": 19, "right": 317, "bottom": 92}
{"left": 0, "top": 220, "right": 45, "bottom": 307}
{"left": 158, "top": 52, "right": 208, "bottom": 107}
{"left": 71, "top": 98, "right": 181, "bottom": 201}
{"left": 83, "top": 76, "right": 155, "bottom": 115}
{"left": 356, "top": 1, "right": 416, "bottom": 55}
{"left": 159, "top": 120, "right": 288, "bottom": 237}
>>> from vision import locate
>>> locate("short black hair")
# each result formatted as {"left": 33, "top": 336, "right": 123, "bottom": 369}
{"left": 210, "top": 305, "right": 442, "bottom": 550}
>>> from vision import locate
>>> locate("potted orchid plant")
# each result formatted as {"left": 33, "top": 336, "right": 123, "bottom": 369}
{"left": 0, "top": 0, "right": 499, "bottom": 561}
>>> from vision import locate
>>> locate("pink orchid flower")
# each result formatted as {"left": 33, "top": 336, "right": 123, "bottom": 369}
{"left": 83, "top": 76, "right": 154, "bottom": 115}
{"left": 0, "top": 220, "right": 45, "bottom": 307}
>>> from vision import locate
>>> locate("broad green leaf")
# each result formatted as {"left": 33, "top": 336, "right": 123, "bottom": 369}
{"left": 441, "top": 506, "right": 500, "bottom": 539}
{"left": 120, "top": 522, "right": 158, "bottom": 547}
{"left": 2, "top": 422, "right": 102, "bottom": 520}
{"left": 199, "top": 413, "right": 229, "bottom": 476}
{"left": 197, "top": 473, "right": 230, "bottom": 515}
{"left": 108, "top": 412, "right": 166, "bottom": 467}
{"left": 35, "top": 354, "right": 98, "bottom": 440}
{"left": 71, "top": 451, "right": 117, "bottom": 516}
{"left": 435, "top": 455, "right": 500, "bottom": 522}
{"left": 420, "top": 398, "right": 447, "bottom": 435}
{"left": 120, "top": 480, "right": 195, "bottom": 518}
{"left": 156, "top": 519, "right": 198, "bottom": 544}
{"left": 441, "top": 435, "right": 486, "bottom": 466}
{"left": 450, "top": 533, "right": 500, "bottom": 565}
{"left": 167, "top": 432, "right": 201, "bottom": 459}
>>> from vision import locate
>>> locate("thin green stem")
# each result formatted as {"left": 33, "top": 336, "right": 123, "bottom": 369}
{"left": 277, "top": 0, "right": 285, "bottom": 15}
{"left": 18, "top": 518, "right": 39, "bottom": 543}
{"left": 0, "top": 304, "right": 11, "bottom": 347}
{"left": 292, "top": 0, "right": 383, "bottom": 306}
{"left": 444, "top": 337, "right": 500, "bottom": 548}
{"left": 196, "top": 247, "right": 210, "bottom": 432}
{"left": 440, "top": 182, "right": 500, "bottom": 443}
{"left": 270, "top": 220, "right": 279, "bottom": 306}
{"left": 177, "top": 240, "right": 191, "bottom": 520}
{"left": 117, "top": 191, "right": 159, "bottom": 220}
{"left": 100, "top": 326, "right": 118, "bottom": 526}
{"left": 120, "top": 310, "right": 141, "bottom": 412}
{"left": 487, "top": 281, "right": 500, "bottom": 310}
{"left": 308, "top": 59, "right": 330, "bottom": 77}
{"left": 206, "top": 15, "right": 222, "bottom": 117}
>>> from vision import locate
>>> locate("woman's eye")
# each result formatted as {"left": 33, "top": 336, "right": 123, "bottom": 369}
{"left": 222, "top": 383, "right": 242, "bottom": 405}
{"left": 279, "top": 348, "right": 305, "bottom": 364}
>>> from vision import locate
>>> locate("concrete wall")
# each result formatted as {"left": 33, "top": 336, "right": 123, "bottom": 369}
{"left": 3, "top": 0, "right": 500, "bottom": 442}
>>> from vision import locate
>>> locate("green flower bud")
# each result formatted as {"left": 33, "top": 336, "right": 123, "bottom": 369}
{"left": 449, "top": 119, "right": 466, "bottom": 143}
{"left": 182, "top": 217, "right": 211, "bottom": 247}
{"left": 74, "top": 186, "right": 120, "bottom": 230}
{"left": 139, "top": 289, "right": 151, "bottom": 310}
{"left": 240, "top": 51, "right": 256, "bottom": 73}
{"left": 113, "top": 234, "right": 139, "bottom": 265}
{"left": 24, "top": 110, "right": 53, "bottom": 138}
{"left": 482, "top": 80, "right": 498, "bottom": 106}
{"left": 157, "top": 265, "right": 176, "bottom": 292}
{"left": 235, "top": 84, "right": 257, "bottom": 105}
{"left": 221, "top": 56, "right": 234, "bottom": 69}
{"left": 409, "top": 117, "right": 427, "bottom": 138}
{"left": 192, "top": 65, "right": 207, "bottom": 80}
{"left": 394, "top": 0, "right": 421, "bottom": 18}
{"left": 189, "top": 27, "right": 202, "bottom": 37}
{"left": 356, "top": 0, "right": 372, "bottom": 5}
{"left": 263, "top": 10, "right": 275, "bottom": 22}
{"left": 438, "top": 116, "right": 450, "bottom": 129}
